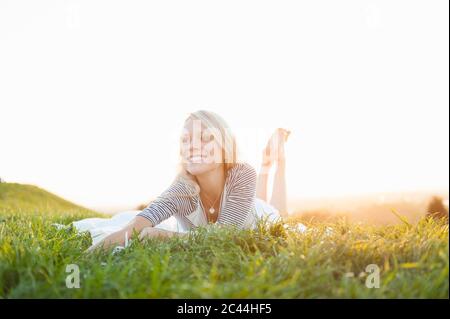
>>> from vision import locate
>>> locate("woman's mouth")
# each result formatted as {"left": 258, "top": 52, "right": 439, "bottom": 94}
{"left": 188, "top": 155, "right": 205, "bottom": 163}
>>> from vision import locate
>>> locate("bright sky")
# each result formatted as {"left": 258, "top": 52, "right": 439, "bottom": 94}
{"left": 1, "top": 1, "right": 449, "bottom": 211}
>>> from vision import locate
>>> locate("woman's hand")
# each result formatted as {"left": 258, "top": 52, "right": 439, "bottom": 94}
{"left": 86, "top": 216, "right": 152, "bottom": 253}
{"left": 138, "top": 227, "right": 187, "bottom": 241}
{"left": 86, "top": 230, "right": 129, "bottom": 253}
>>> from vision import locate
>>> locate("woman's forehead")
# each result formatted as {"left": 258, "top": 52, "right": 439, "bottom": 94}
{"left": 183, "top": 118, "right": 207, "bottom": 134}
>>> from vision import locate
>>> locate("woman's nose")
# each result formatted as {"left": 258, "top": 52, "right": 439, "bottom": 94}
{"left": 190, "top": 145, "right": 202, "bottom": 157}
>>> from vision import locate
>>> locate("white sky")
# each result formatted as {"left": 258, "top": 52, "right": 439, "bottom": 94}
{"left": 1, "top": 0, "right": 449, "bottom": 211}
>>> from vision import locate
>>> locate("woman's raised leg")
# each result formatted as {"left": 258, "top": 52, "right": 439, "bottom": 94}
{"left": 256, "top": 128, "right": 290, "bottom": 217}
{"left": 270, "top": 158, "right": 288, "bottom": 217}
{"left": 256, "top": 168, "right": 270, "bottom": 202}
{"left": 256, "top": 132, "right": 276, "bottom": 202}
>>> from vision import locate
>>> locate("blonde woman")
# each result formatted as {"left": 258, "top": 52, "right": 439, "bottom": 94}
{"left": 85, "top": 110, "right": 290, "bottom": 251}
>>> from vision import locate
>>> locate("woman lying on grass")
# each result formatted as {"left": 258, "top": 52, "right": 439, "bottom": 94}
{"left": 88, "top": 110, "right": 290, "bottom": 251}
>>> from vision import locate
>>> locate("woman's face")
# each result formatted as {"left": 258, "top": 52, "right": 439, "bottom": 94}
{"left": 180, "top": 118, "right": 224, "bottom": 176}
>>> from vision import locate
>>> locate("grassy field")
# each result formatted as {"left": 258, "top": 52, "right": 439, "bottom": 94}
{"left": 0, "top": 183, "right": 448, "bottom": 298}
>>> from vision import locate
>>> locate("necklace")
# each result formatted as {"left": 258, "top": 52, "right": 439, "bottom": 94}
{"left": 201, "top": 190, "right": 222, "bottom": 215}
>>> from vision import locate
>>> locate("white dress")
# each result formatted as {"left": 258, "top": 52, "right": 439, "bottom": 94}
{"left": 73, "top": 198, "right": 281, "bottom": 246}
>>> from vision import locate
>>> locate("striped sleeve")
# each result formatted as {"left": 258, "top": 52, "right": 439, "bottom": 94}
{"left": 137, "top": 178, "right": 198, "bottom": 227}
{"left": 217, "top": 162, "right": 257, "bottom": 228}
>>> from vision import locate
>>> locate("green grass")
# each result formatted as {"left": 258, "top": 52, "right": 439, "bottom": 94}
{"left": 0, "top": 182, "right": 448, "bottom": 298}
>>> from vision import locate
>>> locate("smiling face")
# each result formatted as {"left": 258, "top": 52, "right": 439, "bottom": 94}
{"left": 180, "top": 117, "right": 225, "bottom": 176}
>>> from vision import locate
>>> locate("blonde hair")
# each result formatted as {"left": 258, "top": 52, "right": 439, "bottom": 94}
{"left": 175, "top": 110, "right": 239, "bottom": 196}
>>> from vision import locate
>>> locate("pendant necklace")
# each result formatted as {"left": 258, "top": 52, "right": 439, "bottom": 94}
{"left": 202, "top": 189, "right": 223, "bottom": 216}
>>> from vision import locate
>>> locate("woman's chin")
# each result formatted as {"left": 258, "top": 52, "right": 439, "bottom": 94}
{"left": 186, "top": 163, "right": 209, "bottom": 176}
{"left": 186, "top": 163, "right": 215, "bottom": 176}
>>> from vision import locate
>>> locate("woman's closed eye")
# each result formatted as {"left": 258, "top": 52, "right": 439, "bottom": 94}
{"left": 181, "top": 135, "right": 190, "bottom": 144}
{"left": 201, "top": 132, "right": 214, "bottom": 143}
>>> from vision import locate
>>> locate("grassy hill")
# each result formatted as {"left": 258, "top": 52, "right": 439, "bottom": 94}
{"left": 0, "top": 183, "right": 448, "bottom": 298}
{"left": 0, "top": 183, "right": 98, "bottom": 217}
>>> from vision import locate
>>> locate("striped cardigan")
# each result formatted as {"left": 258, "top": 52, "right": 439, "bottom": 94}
{"left": 137, "top": 162, "right": 257, "bottom": 230}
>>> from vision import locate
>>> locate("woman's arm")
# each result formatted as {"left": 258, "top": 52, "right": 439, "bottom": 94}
{"left": 87, "top": 218, "right": 188, "bottom": 252}
{"left": 217, "top": 163, "right": 257, "bottom": 228}
{"left": 87, "top": 216, "right": 152, "bottom": 252}
{"left": 88, "top": 177, "right": 197, "bottom": 252}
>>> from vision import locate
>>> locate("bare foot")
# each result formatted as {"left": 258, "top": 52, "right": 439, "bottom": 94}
{"left": 261, "top": 128, "right": 290, "bottom": 168}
